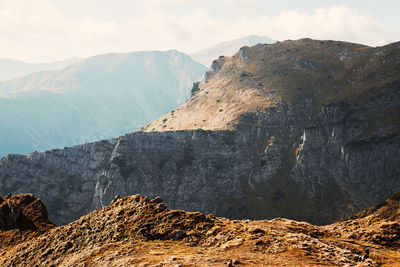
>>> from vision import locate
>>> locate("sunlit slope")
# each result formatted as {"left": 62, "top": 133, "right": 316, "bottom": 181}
{"left": 144, "top": 39, "right": 400, "bottom": 132}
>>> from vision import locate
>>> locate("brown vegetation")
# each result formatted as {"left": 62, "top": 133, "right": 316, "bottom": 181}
{"left": 142, "top": 39, "right": 400, "bottom": 133}
{"left": 1, "top": 193, "right": 400, "bottom": 266}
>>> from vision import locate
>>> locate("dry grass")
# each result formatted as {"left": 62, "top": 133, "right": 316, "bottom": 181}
{"left": 1, "top": 193, "right": 400, "bottom": 266}
{"left": 142, "top": 39, "right": 400, "bottom": 133}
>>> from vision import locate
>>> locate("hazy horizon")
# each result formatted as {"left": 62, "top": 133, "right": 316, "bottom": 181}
{"left": 0, "top": 0, "right": 399, "bottom": 63}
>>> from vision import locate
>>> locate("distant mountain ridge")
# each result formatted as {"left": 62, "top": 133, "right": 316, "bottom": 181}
{"left": 0, "top": 50, "right": 207, "bottom": 157}
{"left": 190, "top": 35, "right": 275, "bottom": 66}
{"left": 0, "top": 58, "right": 81, "bottom": 82}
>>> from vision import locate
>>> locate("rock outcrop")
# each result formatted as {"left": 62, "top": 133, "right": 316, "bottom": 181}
{"left": 1, "top": 193, "right": 399, "bottom": 266}
{"left": 351, "top": 191, "right": 400, "bottom": 221}
{"left": 0, "top": 193, "right": 54, "bottom": 253}
{"left": 0, "top": 39, "right": 399, "bottom": 226}
{"left": 0, "top": 193, "right": 53, "bottom": 231}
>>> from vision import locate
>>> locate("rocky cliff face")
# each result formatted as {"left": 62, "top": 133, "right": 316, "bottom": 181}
{"left": 0, "top": 39, "right": 399, "bottom": 226}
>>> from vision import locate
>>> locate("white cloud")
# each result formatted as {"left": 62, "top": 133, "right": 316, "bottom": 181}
{"left": 0, "top": 1, "right": 395, "bottom": 62}
{"left": 136, "top": 0, "right": 187, "bottom": 6}
{"left": 0, "top": 0, "right": 120, "bottom": 61}
{"left": 127, "top": 4, "right": 391, "bottom": 52}
{"left": 260, "top": 5, "right": 389, "bottom": 46}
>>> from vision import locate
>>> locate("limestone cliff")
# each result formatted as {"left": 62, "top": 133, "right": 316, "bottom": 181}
{"left": 0, "top": 39, "right": 399, "bottom": 226}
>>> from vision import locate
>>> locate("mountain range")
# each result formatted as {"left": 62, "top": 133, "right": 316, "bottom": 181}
{"left": 0, "top": 50, "right": 207, "bottom": 157}
{"left": 0, "top": 27, "right": 399, "bottom": 266}
{"left": 0, "top": 35, "right": 275, "bottom": 158}
{"left": 1, "top": 39, "right": 398, "bottom": 227}
{"left": 0, "top": 58, "right": 81, "bottom": 81}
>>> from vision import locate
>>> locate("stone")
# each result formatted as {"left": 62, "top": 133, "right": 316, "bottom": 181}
{"left": 173, "top": 231, "right": 186, "bottom": 240}
{"left": 110, "top": 195, "right": 121, "bottom": 205}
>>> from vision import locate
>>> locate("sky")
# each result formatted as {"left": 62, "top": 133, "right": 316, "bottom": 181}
{"left": 0, "top": 0, "right": 399, "bottom": 62}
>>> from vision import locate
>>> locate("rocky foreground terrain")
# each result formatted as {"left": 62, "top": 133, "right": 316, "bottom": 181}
{"left": 1, "top": 39, "right": 399, "bottom": 226}
{"left": 1, "top": 192, "right": 400, "bottom": 266}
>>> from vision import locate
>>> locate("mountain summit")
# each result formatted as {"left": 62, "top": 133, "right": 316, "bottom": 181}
{"left": 190, "top": 35, "right": 275, "bottom": 66}
{"left": 145, "top": 39, "right": 400, "bottom": 132}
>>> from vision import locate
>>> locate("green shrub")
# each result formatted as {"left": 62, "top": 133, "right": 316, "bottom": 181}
{"left": 191, "top": 82, "right": 200, "bottom": 96}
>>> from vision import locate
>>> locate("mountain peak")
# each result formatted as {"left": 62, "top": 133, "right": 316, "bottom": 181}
{"left": 143, "top": 39, "right": 399, "bottom": 133}
{"left": 190, "top": 35, "right": 275, "bottom": 66}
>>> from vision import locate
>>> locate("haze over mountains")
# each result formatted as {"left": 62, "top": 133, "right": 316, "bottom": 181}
{"left": 0, "top": 35, "right": 275, "bottom": 158}
{"left": 0, "top": 58, "right": 81, "bottom": 82}
{"left": 190, "top": 35, "right": 275, "bottom": 66}
{"left": 0, "top": 50, "right": 206, "bottom": 157}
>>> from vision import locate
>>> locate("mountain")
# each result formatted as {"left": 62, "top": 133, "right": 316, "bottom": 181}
{"left": 190, "top": 35, "right": 275, "bottom": 66}
{"left": 0, "top": 50, "right": 207, "bottom": 157}
{"left": 1, "top": 192, "right": 399, "bottom": 266}
{"left": 0, "top": 58, "right": 81, "bottom": 81}
{"left": 0, "top": 39, "right": 399, "bottom": 227}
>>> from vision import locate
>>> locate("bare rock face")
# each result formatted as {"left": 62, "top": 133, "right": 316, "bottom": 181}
{"left": 0, "top": 197, "right": 24, "bottom": 230}
{"left": 0, "top": 39, "right": 399, "bottom": 226}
